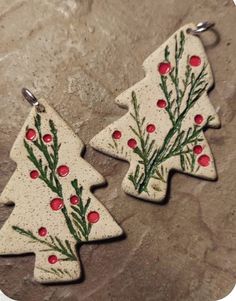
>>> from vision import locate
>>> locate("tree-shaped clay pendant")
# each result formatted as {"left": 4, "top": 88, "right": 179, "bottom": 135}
{"left": 90, "top": 23, "right": 220, "bottom": 203}
{"left": 0, "top": 97, "right": 123, "bottom": 283}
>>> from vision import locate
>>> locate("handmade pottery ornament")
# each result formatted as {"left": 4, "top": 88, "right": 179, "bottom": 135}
{"left": 0, "top": 89, "right": 123, "bottom": 283}
{"left": 90, "top": 22, "right": 220, "bottom": 203}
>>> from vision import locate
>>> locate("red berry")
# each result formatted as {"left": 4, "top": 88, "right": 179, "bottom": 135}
{"left": 198, "top": 154, "right": 210, "bottom": 167}
{"left": 157, "top": 99, "right": 167, "bottom": 108}
{"left": 48, "top": 255, "right": 58, "bottom": 264}
{"left": 127, "top": 138, "right": 137, "bottom": 149}
{"left": 158, "top": 62, "right": 171, "bottom": 75}
{"left": 189, "top": 55, "right": 201, "bottom": 67}
{"left": 87, "top": 211, "right": 100, "bottom": 223}
{"left": 70, "top": 195, "right": 80, "bottom": 205}
{"left": 26, "top": 129, "right": 36, "bottom": 141}
{"left": 146, "top": 124, "right": 156, "bottom": 133}
{"left": 43, "top": 134, "right": 52, "bottom": 143}
{"left": 38, "top": 227, "right": 47, "bottom": 237}
{"left": 193, "top": 145, "right": 203, "bottom": 155}
{"left": 112, "top": 130, "right": 122, "bottom": 140}
{"left": 30, "top": 170, "right": 39, "bottom": 179}
{"left": 50, "top": 198, "right": 64, "bottom": 211}
{"left": 194, "top": 114, "right": 204, "bottom": 125}
{"left": 57, "top": 165, "right": 69, "bottom": 177}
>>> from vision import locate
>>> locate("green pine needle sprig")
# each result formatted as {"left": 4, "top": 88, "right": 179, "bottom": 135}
{"left": 128, "top": 30, "right": 211, "bottom": 194}
{"left": 71, "top": 179, "right": 92, "bottom": 241}
{"left": 12, "top": 226, "right": 77, "bottom": 261}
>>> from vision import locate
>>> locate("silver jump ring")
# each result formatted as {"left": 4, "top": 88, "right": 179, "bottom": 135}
{"left": 187, "top": 21, "right": 215, "bottom": 36}
{"left": 22, "top": 88, "right": 45, "bottom": 112}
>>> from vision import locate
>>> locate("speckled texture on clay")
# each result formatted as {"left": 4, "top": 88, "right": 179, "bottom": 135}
{"left": 0, "top": 99, "right": 123, "bottom": 283}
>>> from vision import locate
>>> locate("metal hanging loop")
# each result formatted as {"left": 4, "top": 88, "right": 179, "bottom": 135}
{"left": 22, "top": 88, "right": 45, "bottom": 112}
{"left": 187, "top": 21, "right": 215, "bottom": 36}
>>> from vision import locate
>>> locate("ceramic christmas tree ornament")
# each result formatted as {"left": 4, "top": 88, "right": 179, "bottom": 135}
{"left": 90, "top": 22, "right": 220, "bottom": 203}
{"left": 0, "top": 89, "right": 123, "bottom": 283}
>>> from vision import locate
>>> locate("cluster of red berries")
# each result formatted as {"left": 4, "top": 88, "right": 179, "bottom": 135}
{"left": 112, "top": 122, "right": 156, "bottom": 150}
{"left": 111, "top": 54, "right": 210, "bottom": 166}
{"left": 26, "top": 127, "right": 100, "bottom": 265}
{"left": 158, "top": 55, "right": 202, "bottom": 76}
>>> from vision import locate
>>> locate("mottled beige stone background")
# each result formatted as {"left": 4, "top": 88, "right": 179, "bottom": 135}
{"left": 0, "top": 0, "right": 235, "bottom": 300}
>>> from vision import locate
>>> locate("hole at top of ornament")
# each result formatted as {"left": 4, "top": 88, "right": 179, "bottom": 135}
{"left": 186, "top": 24, "right": 220, "bottom": 49}
{"left": 36, "top": 103, "right": 46, "bottom": 113}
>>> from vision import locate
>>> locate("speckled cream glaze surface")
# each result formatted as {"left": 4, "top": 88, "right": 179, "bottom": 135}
{"left": 90, "top": 23, "right": 220, "bottom": 203}
{"left": 0, "top": 99, "right": 123, "bottom": 283}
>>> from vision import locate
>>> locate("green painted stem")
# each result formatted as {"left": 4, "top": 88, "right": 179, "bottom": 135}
{"left": 137, "top": 64, "right": 208, "bottom": 193}
{"left": 24, "top": 115, "right": 81, "bottom": 242}
{"left": 12, "top": 226, "right": 77, "bottom": 261}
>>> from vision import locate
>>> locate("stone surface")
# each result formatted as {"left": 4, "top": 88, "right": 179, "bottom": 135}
{"left": 0, "top": 0, "right": 235, "bottom": 300}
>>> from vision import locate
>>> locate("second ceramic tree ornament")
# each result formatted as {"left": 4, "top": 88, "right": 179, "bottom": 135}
{"left": 90, "top": 23, "right": 220, "bottom": 202}
{"left": 0, "top": 90, "right": 123, "bottom": 283}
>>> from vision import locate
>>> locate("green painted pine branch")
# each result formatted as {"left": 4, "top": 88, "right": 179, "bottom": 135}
{"left": 12, "top": 226, "right": 77, "bottom": 261}
{"left": 159, "top": 75, "right": 175, "bottom": 125}
{"left": 33, "top": 114, "right": 54, "bottom": 171}
{"left": 24, "top": 139, "right": 60, "bottom": 195}
{"left": 128, "top": 165, "right": 143, "bottom": 189}
{"left": 24, "top": 115, "right": 80, "bottom": 242}
{"left": 130, "top": 62, "right": 209, "bottom": 193}
{"left": 36, "top": 266, "right": 72, "bottom": 278}
{"left": 49, "top": 119, "right": 60, "bottom": 170}
{"left": 137, "top": 115, "right": 210, "bottom": 193}
{"left": 131, "top": 35, "right": 209, "bottom": 193}
{"left": 161, "top": 32, "right": 192, "bottom": 125}
{"left": 152, "top": 165, "right": 167, "bottom": 183}
{"left": 130, "top": 91, "right": 148, "bottom": 156}
{"left": 180, "top": 145, "right": 196, "bottom": 172}
{"left": 128, "top": 91, "right": 156, "bottom": 191}
{"left": 169, "top": 31, "right": 185, "bottom": 115}
{"left": 25, "top": 138, "right": 79, "bottom": 242}
{"left": 71, "top": 179, "right": 92, "bottom": 241}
